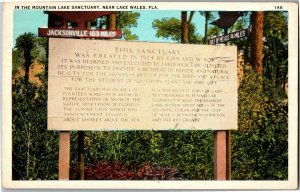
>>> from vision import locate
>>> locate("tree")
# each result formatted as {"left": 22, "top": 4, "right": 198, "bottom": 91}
{"left": 229, "top": 16, "right": 247, "bottom": 32}
{"left": 181, "top": 11, "right": 189, "bottom": 43}
{"left": 227, "top": 13, "right": 252, "bottom": 64}
{"left": 263, "top": 11, "right": 288, "bottom": 99}
{"left": 117, "top": 12, "right": 140, "bottom": 40}
{"left": 15, "top": 33, "right": 36, "bottom": 82}
{"left": 152, "top": 17, "right": 181, "bottom": 42}
{"left": 152, "top": 16, "right": 202, "bottom": 44}
{"left": 13, "top": 34, "right": 47, "bottom": 82}
{"left": 12, "top": 49, "right": 24, "bottom": 75}
{"left": 200, "top": 11, "right": 214, "bottom": 44}
{"left": 206, "top": 25, "right": 222, "bottom": 40}
{"left": 31, "top": 37, "right": 47, "bottom": 65}
{"left": 250, "top": 12, "right": 264, "bottom": 74}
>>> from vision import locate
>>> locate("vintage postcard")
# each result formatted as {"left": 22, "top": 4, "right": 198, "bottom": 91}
{"left": 1, "top": 1, "right": 298, "bottom": 190}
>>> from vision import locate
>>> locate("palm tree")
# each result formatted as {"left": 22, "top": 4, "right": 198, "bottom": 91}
{"left": 15, "top": 32, "right": 36, "bottom": 82}
{"left": 200, "top": 11, "right": 214, "bottom": 44}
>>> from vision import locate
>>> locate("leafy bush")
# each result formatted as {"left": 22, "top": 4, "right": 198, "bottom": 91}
{"left": 232, "top": 66, "right": 288, "bottom": 180}
{"left": 12, "top": 77, "right": 58, "bottom": 180}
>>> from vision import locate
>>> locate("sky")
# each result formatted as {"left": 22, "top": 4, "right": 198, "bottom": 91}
{"left": 13, "top": 10, "right": 206, "bottom": 46}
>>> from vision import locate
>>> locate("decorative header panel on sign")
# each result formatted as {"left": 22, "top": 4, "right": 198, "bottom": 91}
{"left": 48, "top": 38, "right": 238, "bottom": 131}
{"left": 38, "top": 28, "right": 122, "bottom": 39}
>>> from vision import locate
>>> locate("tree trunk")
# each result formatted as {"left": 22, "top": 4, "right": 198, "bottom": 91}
{"left": 250, "top": 11, "right": 264, "bottom": 74}
{"left": 187, "top": 11, "right": 195, "bottom": 42}
{"left": 181, "top": 11, "right": 189, "bottom": 44}
{"left": 204, "top": 12, "right": 209, "bottom": 44}
{"left": 187, "top": 11, "right": 195, "bottom": 24}
{"left": 26, "top": 126, "right": 31, "bottom": 179}
{"left": 24, "top": 50, "right": 31, "bottom": 83}
{"left": 78, "top": 131, "right": 84, "bottom": 180}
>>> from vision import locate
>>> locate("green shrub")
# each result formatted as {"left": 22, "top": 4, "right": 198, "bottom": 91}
{"left": 232, "top": 66, "right": 288, "bottom": 180}
{"left": 12, "top": 78, "right": 58, "bottom": 180}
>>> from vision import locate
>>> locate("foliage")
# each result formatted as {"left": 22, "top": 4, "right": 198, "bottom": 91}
{"left": 15, "top": 33, "right": 36, "bottom": 82}
{"left": 71, "top": 130, "right": 214, "bottom": 180}
{"left": 13, "top": 35, "right": 47, "bottom": 76}
{"left": 232, "top": 66, "right": 288, "bottom": 180}
{"left": 152, "top": 17, "right": 181, "bottom": 42}
{"left": 71, "top": 161, "right": 181, "bottom": 180}
{"left": 206, "top": 25, "right": 222, "bottom": 39}
{"left": 199, "top": 11, "right": 215, "bottom": 43}
{"left": 228, "top": 11, "right": 288, "bottom": 92}
{"left": 12, "top": 49, "right": 24, "bottom": 75}
{"left": 263, "top": 11, "right": 288, "bottom": 99}
{"left": 31, "top": 37, "right": 48, "bottom": 65}
{"left": 152, "top": 17, "right": 203, "bottom": 44}
{"left": 229, "top": 16, "right": 248, "bottom": 32}
{"left": 12, "top": 76, "right": 59, "bottom": 180}
{"left": 15, "top": 32, "right": 35, "bottom": 53}
{"left": 117, "top": 12, "right": 140, "bottom": 40}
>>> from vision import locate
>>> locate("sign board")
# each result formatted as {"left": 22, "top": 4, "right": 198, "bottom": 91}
{"left": 48, "top": 38, "right": 238, "bottom": 131}
{"left": 208, "top": 28, "right": 250, "bottom": 45}
{"left": 38, "top": 28, "right": 122, "bottom": 39}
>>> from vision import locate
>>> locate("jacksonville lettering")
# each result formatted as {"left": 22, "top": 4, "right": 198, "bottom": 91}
{"left": 46, "top": 29, "right": 117, "bottom": 37}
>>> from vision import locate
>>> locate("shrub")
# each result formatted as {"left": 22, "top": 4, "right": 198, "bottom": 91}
{"left": 232, "top": 66, "right": 288, "bottom": 180}
{"left": 12, "top": 77, "right": 58, "bottom": 180}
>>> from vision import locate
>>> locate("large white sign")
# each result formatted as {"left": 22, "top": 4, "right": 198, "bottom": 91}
{"left": 48, "top": 38, "right": 237, "bottom": 130}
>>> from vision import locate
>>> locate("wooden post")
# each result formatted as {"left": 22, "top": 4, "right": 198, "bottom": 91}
{"left": 48, "top": 13, "right": 71, "bottom": 181}
{"left": 214, "top": 131, "right": 227, "bottom": 180}
{"left": 44, "top": 11, "right": 120, "bottom": 181}
{"left": 226, "top": 130, "right": 231, "bottom": 179}
{"left": 76, "top": 20, "right": 92, "bottom": 181}
{"left": 78, "top": 131, "right": 85, "bottom": 180}
{"left": 223, "top": 28, "right": 231, "bottom": 180}
{"left": 59, "top": 131, "right": 70, "bottom": 180}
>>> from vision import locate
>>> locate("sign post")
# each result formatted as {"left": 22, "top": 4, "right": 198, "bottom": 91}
{"left": 210, "top": 12, "right": 246, "bottom": 180}
{"left": 214, "top": 131, "right": 227, "bottom": 179}
{"left": 41, "top": 11, "right": 121, "bottom": 180}
{"left": 42, "top": 11, "right": 238, "bottom": 181}
{"left": 58, "top": 131, "right": 70, "bottom": 180}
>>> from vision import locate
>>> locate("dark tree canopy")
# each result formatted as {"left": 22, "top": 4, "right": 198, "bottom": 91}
{"left": 117, "top": 12, "right": 140, "bottom": 40}
{"left": 263, "top": 11, "right": 288, "bottom": 98}
{"left": 152, "top": 17, "right": 202, "bottom": 43}
{"left": 15, "top": 32, "right": 35, "bottom": 52}
{"left": 15, "top": 32, "right": 36, "bottom": 82}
